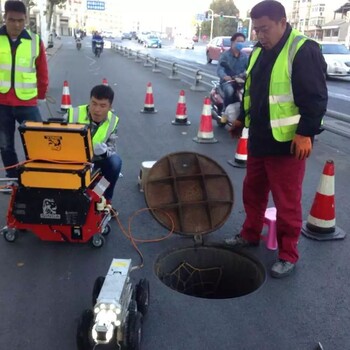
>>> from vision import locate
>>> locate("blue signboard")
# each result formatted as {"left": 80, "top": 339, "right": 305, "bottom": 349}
{"left": 87, "top": 0, "right": 105, "bottom": 10}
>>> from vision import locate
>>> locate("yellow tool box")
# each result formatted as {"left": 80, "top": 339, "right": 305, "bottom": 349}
{"left": 19, "top": 121, "right": 93, "bottom": 162}
{"left": 18, "top": 162, "right": 94, "bottom": 190}
{"left": 17, "top": 121, "right": 96, "bottom": 189}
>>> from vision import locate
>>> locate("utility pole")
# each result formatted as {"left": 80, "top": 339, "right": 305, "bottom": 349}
{"left": 208, "top": 9, "right": 214, "bottom": 41}
{"left": 0, "top": 0, "right": 3, "bottom": 25}
{"left": 37, "top": 0, "right": 49, "bottom": 47}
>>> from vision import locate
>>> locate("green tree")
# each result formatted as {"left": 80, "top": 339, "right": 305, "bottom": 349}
{"left": 201, "top": 0, "right": 240, "bottom": 39}
{"left": 46, "top": 0, "right": 67, "bottom": 31}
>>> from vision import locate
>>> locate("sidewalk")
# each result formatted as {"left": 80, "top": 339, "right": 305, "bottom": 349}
{"left": 45, "top": 38, "right": 63, "bottom": 61}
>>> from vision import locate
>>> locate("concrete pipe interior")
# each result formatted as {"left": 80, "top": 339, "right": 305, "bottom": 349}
{"left": 155, "top": 246, "right": 266, "bottom": 299}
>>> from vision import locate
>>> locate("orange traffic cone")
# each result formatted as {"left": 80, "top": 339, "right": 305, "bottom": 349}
{"left": 102, "top": 78, "right": 108, "bottom": 86}
{"left": 227, "top": 127, "right": 248, "bottom": 168}
{"left": 193, "top": 97, "right": 217, "bottom": 143}
{"left": 172, "top": 90, "right": 190, "bottom": 125}
{"left": 140, "top": 82, "right": 157, "bottom": 113}
{"left": 59, "top": 80, "right": 72, "bottom": 113}
{"left": 302, "top": 160, "right": 346, "bottom": 240}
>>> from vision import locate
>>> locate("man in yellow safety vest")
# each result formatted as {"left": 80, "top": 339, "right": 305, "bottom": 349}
{"left": 66, "top": 84, "right": 122, "bottom": 206}
{"left": 224, "top": 0, "right": 328, "bottom": 278}
{"left": 0, "top": 0, "right": 48, "bottom": 183}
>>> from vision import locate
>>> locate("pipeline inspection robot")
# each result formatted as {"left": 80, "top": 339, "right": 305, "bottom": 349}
{"left": 77, "top": 259, "right": 150, "bottom": 350}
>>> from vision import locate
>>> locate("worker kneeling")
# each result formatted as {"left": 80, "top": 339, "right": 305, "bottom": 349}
{"left": 65, "top": 85, "right": 122, "bottom": 206}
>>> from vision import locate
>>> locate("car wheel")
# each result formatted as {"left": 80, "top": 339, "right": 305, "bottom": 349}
{"left": 206, "top": 52, "right": 212, "bottom": 64}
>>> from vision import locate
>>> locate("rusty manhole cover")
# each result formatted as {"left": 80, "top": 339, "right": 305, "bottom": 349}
{"left": 144, "top": 152, "right": 234, "bottom": 236}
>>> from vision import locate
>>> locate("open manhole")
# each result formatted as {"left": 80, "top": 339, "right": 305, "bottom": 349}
{"left": 155, "top": 246, "right": 266, "bottom": 299}
{"left": 144, "top": 152, "right": 266, "bottom": 299}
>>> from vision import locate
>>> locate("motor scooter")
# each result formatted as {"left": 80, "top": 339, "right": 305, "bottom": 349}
{"left": 94, "top": 40, "right": 103, "bottom": 58}
{"left": 76, "top": 38, "right": 82, "bottom": 50}
{"left": 210, "top": 77, "right": 245, "bottom": 127}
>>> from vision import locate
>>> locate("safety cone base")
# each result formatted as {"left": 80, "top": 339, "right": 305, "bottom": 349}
{"left": 192, "top": 136, "right": 218, "bottom": 144}
{"left": 227, "top": 159, "right": 246, "bottom": 168}
{"left": 172, "top": 120, "right": 191, "bottom": 126}
{"left": 140, "top": 108, "right": 157, "bottom": 114}
{"left": 301, "top": 221, "right": 346, "bottom": 241}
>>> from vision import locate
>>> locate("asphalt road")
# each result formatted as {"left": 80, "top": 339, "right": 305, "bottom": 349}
{"left": 0, "top": 37, "right": 350, "bottom": 350}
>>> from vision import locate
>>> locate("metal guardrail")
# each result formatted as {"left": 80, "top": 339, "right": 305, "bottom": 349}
{"left": 111, "top": 43, "right": 350, "bottom": 139}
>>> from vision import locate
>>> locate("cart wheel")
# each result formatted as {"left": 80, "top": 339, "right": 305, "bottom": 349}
{"left": 3, "top": 228, "right": 18, "bottom": 243}
{"left": 136, "top": 279, "right": 150, "bottom": 317}
{"left": 91, "top": 234, "right": 105, "bottom": 248}
{"left": 126, "top": 310, "right": 142, "bottom": 350}
{"left": 92, "top": 276, "right": 105, "bottom": 306}
{"left": 102, "top": 224, "right": 111, "bottom": 236}
{"left": 76, "top": 309, "right": 94, "bottom": 350}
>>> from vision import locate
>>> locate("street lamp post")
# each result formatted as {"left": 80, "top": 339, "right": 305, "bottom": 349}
{"left": 208, "top": 9, "right": 214, "bottom": 41}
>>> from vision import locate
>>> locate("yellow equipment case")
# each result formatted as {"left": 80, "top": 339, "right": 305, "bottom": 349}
{"left": 4, "top": 120, "right": 111, "bottom": 247}
{"left": 17, "top": 121, "right": 95, "bottom": 190}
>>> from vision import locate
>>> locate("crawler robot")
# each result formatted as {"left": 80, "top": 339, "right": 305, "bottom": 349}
{"left": 77, "top": 259, "right": 150, "bottom": 350}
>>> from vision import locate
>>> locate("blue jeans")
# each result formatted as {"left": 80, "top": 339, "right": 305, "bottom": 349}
{"left": 0, "top": 105, "right": 42, "bottom": 178}
{"left": 221, "top": 83, "right": 235, "bottom": 108}
{"left": 94, "top": 153, "right": 122, "bottom": 201}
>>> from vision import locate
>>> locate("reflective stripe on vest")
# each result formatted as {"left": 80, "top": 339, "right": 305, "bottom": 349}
{"left": 243, "top": 29, "right": 308, "bottom": 142}
{"left": 67, "top": 105, "right": 119, "bottom": 145}
{"left": 0, "top": 30, "right": 39, "bottom": 100}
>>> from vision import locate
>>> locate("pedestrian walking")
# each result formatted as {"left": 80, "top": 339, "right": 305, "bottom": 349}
{"left": 0, "top": 0, "right": 49, "bottom": 181}
{"left": 224, "top": 0, "right": 328, "bottom": 278}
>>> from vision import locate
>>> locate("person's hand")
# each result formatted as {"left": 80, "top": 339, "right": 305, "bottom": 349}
{"left": 229, "top": 120, "right": 243, "bottom": 138}
{"left": 223, "top": 75, "right": 232, "bottom": 81}
{"left": 290, "top": 134, "right": 312, "bottom": 160}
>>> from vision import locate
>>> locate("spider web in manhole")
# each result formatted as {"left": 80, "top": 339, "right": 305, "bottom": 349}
{"left": 162, "top": 262, "right": 223, "bottom": 297}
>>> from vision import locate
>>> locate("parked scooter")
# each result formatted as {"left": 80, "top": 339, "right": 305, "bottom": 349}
{"left": 210, "top": 77, "right": 245, "bottom": 127}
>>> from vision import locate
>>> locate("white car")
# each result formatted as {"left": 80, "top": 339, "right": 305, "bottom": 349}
{"left": 320, "top": 42, "right": 350, "bottom": 77}
{"left": 174, "top": 36, "right": 194, "bottom": 50}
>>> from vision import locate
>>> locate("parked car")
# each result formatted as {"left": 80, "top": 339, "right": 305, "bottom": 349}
{"left": 206, "top": 36, "right": 231, "bottom": 63}
{"left": 192, "top": 35, "right": 199, "bottom": 43}
{"left": 174, "top": 36, "right": 194, "bottom": 50}
{"left": 121, "top": 32, "right": 132, "bottom": 40}
{"left": 319, "top": 42, "right": 350, "bottom": 77}
{"left": 143, "top": 35, "right": 162, "bottom": 48}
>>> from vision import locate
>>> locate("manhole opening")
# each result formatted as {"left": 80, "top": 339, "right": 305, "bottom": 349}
{"left": 155, "top": 246, "right": 266, "bottom": 299}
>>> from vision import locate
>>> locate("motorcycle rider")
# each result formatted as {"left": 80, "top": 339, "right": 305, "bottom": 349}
{"left": 92, "top": 31, "right": 104, "bottom": 54}
{"left": 217, "top": 33, "right": 249, "bottom": 112}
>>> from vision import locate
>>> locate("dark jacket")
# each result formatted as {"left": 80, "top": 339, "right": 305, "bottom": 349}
{"left": 238, "top": 24, "right": 328, "bottom": 156}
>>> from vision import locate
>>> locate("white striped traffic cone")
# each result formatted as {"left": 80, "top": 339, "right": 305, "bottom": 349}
{"left": 60, "top": 80, "right": 72, "bottom": 112}
{"left": 227, "top": 127, "right": 248, "bottom": 168}
{"left": 193, "top": 97, "right": 217, "bottom": 143}
{"left": 140, "top": 82, "right": 157, "bottom": 113}
{"left": 301, "top": 160, "right": 346, "bottom": 240}
{"left": 172, "top": 90, "right": 191, "bottom": 125}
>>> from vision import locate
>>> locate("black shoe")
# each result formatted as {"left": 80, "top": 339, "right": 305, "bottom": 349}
{"left": 223, "top": 234, "right": 259, "bottom": 247}
{"left": 271, "top": 259, "right": 295, "bottom": 278}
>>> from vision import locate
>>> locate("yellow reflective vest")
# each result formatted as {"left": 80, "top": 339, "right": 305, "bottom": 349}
{"left": 67, "top": 105, "right": 119, "bottom": 145}
{"left": 0, "top": 30, "right": 40, "bottom": 100}
{"left": 243, "top": 29, "right": 308, "bottom": 142}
